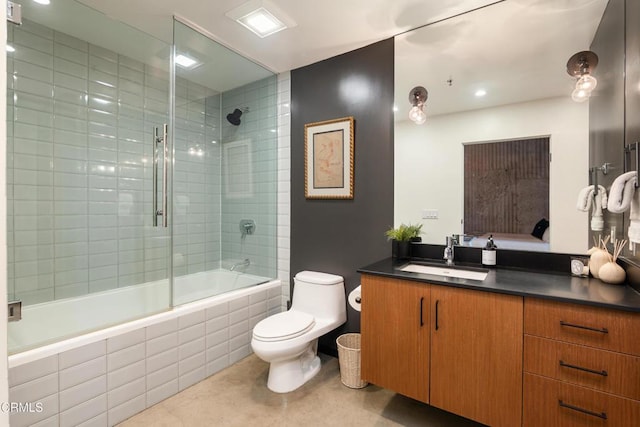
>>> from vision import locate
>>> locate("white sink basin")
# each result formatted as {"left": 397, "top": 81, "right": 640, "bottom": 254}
{"left": 399, "top": 264, "right": 489, "bottom": 281}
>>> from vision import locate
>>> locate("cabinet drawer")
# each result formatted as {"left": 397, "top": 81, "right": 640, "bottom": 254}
{"left": 524, "top": 373, "right": 640, "bottom": 427}
{"left": 524, "top": 298, "right": 640, "bottom": 355}
{"left": 524, "top": 335, "right": 640, "bottom": 400}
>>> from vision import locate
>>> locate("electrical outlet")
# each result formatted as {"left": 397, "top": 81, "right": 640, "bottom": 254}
{"left": 422, "top": 209, "right": 438, "bottom": 219}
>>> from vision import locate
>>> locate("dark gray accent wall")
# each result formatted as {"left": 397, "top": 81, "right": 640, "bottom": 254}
{"left": 626, "top": 0, "right": 640, "bottom": 170}
{"left": 590, "top": 0, "right": 640, "bottom": 288}
{"left": 623, "top": 0, "right": 640, "bottom": 275}
{"left": 290, "top": 38, "right": 394, "bottom": 355}
{"left": 589, "top": 0, "right": 625, "bottom": 248}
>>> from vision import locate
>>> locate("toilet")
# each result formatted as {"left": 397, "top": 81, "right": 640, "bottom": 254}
{"left": 251, "top": 270, "right": 347, "bottom": 393}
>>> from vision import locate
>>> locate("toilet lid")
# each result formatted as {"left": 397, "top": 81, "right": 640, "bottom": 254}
{"left": 253, "top": 311, "right": 315, "bottom": 342}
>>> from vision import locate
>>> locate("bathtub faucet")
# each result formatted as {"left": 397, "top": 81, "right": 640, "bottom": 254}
{"left": 230, "top": 258, "right": 250, "bottom": 271}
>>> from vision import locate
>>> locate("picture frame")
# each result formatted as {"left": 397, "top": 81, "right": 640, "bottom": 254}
{"left": 304, "top": 116, "right": 355, "bottom": 199}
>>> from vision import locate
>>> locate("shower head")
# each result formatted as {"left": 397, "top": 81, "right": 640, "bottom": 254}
{"left": 226, "top": 108, "right": 246, "bottom": 126}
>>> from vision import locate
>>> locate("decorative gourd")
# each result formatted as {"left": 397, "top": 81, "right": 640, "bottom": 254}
{"left": 589, "top": 236, "right": 610, "bottom": 279}
{"left": 599, "top": 239, "right": 627, "bottom": 285}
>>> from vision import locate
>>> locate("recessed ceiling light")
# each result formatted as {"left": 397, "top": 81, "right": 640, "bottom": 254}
{"left": 237, "top": 7, "right": 285, "bottom": 38}
{"left": 175, "top": 54, "right": 198, "bottom": 69}
{"left": 226, "top": 0, "right": 296, "bottom": 38}
{"left": 475, "top": 89, "right": 487, "bottom": 97}
{"left": 6, "top": 45, "right": 15, "bottom": 53}
{"left": 33, "top": 0, "right": 50, "bottom": 5}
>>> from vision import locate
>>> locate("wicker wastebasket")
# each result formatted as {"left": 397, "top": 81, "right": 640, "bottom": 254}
{"left": 336, "top": 333, "right": 368, "bottom": 389}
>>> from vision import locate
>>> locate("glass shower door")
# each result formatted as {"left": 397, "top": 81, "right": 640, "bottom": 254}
{"left": 6, "top": 0, "right": 173, "bottom": 352}
{"left": 172, "top": 19, "right": 277, "bottom": 306}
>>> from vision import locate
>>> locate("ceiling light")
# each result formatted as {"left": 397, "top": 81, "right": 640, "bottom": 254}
{"left": 408, "top": 86, "right": 428, "bottom": 125}
{"left": 475, "top": 89, "right": 487, "bottom": 97}
{"left": 567, "top": 50, "right": 598, "bottom": 103}
{"left": 6, "top": 45, "right": 15, "bottom": 53}
{"left": 33, "top": 0, "right": 50, "bottom": 4}
{"left": 237, "top": 7, "right": 286, "bottom": 38}
{"left": 226, "top": 0, "right": 296, "bottom": 38}
{"left": 175, "top": 54, "right": 198, "bottom": 69}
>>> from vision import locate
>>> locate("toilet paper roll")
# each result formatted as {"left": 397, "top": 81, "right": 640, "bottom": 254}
{"left": 348, "top": 285, "right": 362, "bottom": 312}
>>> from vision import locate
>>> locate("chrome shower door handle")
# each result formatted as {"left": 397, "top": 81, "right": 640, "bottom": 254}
{"left": 161, "top": 123, "right": 168, "bottom": 228}
{"left": 153, "top": 124, "right": 169, "bottom": 227}
{"left": 153, "top": 127, "right": 159, "bottom": 226}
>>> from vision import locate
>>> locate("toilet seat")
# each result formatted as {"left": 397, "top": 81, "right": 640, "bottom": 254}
{"left": 253, "top": 311, "right": 315, "bottom": 342}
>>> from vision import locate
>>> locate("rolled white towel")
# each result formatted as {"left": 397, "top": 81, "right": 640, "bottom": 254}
{"left": 576, "top": 186, "right": 594, "bottom": 212}
{"left": 576, "top": 185, "right": 608, "bottom": 231}
{"left": 608, "top": 171, "right": 637, "bottom": 213}
{"left": 576, "top": 185, "right": 607, "bottom": 212}
{"left": 591, "top": 198, "right": 606, "bottom": 231}
{"left": 591, "top": 189, "right": 607, "bottom": 231}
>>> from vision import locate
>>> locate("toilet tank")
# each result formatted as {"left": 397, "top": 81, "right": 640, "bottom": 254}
{"left": 292, "top": 271, "right": 346, "bottom": 321}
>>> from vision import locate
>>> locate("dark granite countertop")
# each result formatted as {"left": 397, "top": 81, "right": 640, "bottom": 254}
{"left": 358, "top": 257, "right": 640, "bottom": 313}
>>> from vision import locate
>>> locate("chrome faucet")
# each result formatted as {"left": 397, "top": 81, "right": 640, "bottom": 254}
{"left": 230, "top": 258, "right": 250, "bottom": 271}
{"left": 444, "top": 236, "right": 456, "bottom": 265}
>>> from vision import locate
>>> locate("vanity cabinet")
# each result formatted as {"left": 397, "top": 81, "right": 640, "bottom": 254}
{"left": 360, "top": 275, "right": 430, "bottom": 403}
{"left": 430, "top": 285, "right": 523, "bottom": 427}
{"left": 361, "top": 275, "right": 523, "bottom": 426}
{"left": 523, "top": 298, "right": 640, "bottom": 426}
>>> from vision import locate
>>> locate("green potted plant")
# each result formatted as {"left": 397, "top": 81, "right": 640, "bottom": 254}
{"left": 385, "top": 223, "right": 423, "bottom": 259}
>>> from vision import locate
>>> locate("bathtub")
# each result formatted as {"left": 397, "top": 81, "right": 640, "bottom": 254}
{"left": 8, "top": 268, "right": 273, "bottom": 356}
{"left": 7, "top": 272, "right": 281, "bottom": 426}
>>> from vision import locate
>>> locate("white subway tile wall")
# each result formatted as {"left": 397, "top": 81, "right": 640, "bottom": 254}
{"left": 277, "top": 72, "right": 291, "bottom": 307}
{"left": 9, "top": 281, "right": 280, "bottom": 426}
{"left": 6, "top": 16, "right": 291, "bottom": 426}
{"left": 7, "top": 19, "right": 174, "bottom": 305}
{"left": 219, "top": 77, "right": 278, "bottom": 280}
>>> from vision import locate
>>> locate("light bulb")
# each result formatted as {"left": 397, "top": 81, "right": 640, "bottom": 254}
{"left": 409, "top": 105, "right": 426, "bottom": 124}
{"left": 571, "top": 87, "right": 590, "bottom": 103}
{"left": 576, "top": 74, "right": 597, "bottom": 92}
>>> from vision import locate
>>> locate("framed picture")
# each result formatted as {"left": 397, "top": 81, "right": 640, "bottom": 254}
{"left": 304, "top": 116, "right": 354, "bottom": 199}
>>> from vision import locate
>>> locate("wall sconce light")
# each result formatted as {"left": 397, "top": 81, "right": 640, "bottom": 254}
{"left": 408, "top": 86, "right": 428, "bottom": 124}
{"left": 566, "top": 51, "right": 598, "bottom": 103}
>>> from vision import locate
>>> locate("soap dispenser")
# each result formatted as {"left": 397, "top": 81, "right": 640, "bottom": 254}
{"left": 482, "top": 235, "right": 497, "bottom": 267}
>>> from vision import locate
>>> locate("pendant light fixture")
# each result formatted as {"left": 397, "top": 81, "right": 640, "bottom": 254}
{"left": 566, "top": 51, "right": 598, "bottom": 103}
{"left": 408, "top": 86, "right": 428, "bottom": 124}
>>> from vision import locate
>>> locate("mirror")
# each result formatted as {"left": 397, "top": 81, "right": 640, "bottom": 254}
{"left": 394, "top": 0, "right": 611, "bottom": 254}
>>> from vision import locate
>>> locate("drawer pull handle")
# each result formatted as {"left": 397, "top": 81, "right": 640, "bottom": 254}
{"left": 558, "top": 400, "right": 607, "bottom": 420}
{"left": 420, "top": 297, "right": 424, "bottom": 327}
{"left": 435, "top": 300, "right": 440, "bottom": 331}
{"left": 559, "top": 320, "right": 608, "bottom": 334}
{"left": 559, "top": 360, "right": 608, "bottom": 377}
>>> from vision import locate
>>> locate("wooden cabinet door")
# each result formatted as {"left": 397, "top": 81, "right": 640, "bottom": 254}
{"left": 430, "top": 285, "right": 523, "bottom": 427}
{"left": 361, "top": 275, "right": 430, "bottom": 403}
